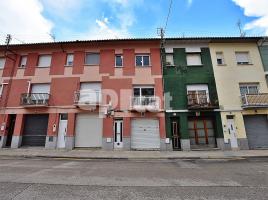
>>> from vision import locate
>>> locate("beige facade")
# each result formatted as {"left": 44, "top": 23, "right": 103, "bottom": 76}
{"left": 209, "top": 42, "right": 268, "bottom": 149}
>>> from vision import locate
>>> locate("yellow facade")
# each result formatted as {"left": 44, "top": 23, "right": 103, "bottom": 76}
{"left": 209, "top": 42, "right": 268, "bottom": 148}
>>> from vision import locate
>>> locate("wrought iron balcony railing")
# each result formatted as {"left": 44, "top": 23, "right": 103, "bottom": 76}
{"left": 241, "top": 93, "right": 268, "bottom": 108}
{"left": 74, "top": 90, "right": 101, "bottom": 106}
{"left": 130, "top": 96, "right": 160, "bottom": 112}
{"left": 187, "top": 93, "right": 218, "bottom": 109}
{"left": 21, "top": 93, "right": 50, "bottom": 107}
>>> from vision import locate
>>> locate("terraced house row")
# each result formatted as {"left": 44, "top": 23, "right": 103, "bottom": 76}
{"left": 0, "top": 37, "right": 267, "bottom": 151}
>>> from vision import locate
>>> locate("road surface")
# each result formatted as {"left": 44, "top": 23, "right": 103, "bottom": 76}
{"left": 0, "top": 157, "right": 267, "bottom": 200}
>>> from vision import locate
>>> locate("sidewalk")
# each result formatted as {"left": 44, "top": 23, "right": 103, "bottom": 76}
{"left": 0, "top": 148, "right": 268, "bottom": 160}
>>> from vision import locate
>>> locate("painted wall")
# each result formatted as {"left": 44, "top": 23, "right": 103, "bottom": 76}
{"left": 209, "top": 43, "right": 268, "bottom": 111}
{"left": 0, "top": 40, "right": 165, "bottom": 149}
{"left": 0, "top": 40, "right": 163, "bottom": 111}
{"left": 163, "top": 41, "right": 223, "bottom": 140}
{"left": 209, "top": 42, "right": 268, "bottom": 140}
{"left": 164, "top": 47, "right": 219, "bottom": 110}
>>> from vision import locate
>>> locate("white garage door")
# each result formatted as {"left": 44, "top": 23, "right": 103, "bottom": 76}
{"left": 131, "top": 119, "right": 160, "bottom": 149}
{"left": 75, "top": 114, "right": 103, "bottom": 148}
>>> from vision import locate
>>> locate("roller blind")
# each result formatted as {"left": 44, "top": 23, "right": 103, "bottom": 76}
{"left": 235, "top": 52, "right": 250, "bottom": 64}
{"left": 31, "top": 84, "right": 50, "bottom": 94}
{"left": 186, "top": 54, "right": 202, "bottom": 66}
{"left": 166, "top": 54, "right": 174, "bottom": 65}
{"left": 38, "top": 55, "right": 52, "bottom": 67}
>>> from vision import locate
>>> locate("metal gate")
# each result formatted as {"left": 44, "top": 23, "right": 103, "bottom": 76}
{"left": 22, "top": 114, "right": 49, "bottom": 146}
{"left": 244, "top": 115, "right": 268, "bottom": 149}
{"left": 131, "top": 119, "right": 160, "bottom": 150}
{"left": 75, "top": 114, "right": 102, "bottom": 148}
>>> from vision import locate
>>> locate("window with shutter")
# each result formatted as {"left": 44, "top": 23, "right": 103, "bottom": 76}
{"left": 186, "top": 54, "right": 202, "bottom": 66}
{"left": 85, "top": 53, "right": 100, "bottom": 65}
{"left": 38, "top": 55, "right": 52, "bottom": 67}
{"left": 235, "top": 52, "right": 251, "bottom": 65}
{"left": 0, "top": 57, "right": 5, "bottom": 69}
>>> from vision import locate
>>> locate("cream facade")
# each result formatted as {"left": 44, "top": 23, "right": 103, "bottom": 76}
{"left": 209, "top": 42, "right": 268, "bottom": 150}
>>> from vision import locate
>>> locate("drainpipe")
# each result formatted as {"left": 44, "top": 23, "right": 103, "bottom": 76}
{"left": 27, "top": 81, "right": 31, "bottom": 94}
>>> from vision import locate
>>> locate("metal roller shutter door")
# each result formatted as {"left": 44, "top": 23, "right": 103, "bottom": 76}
{"left": 75, "top": 114, "right": 102, "bottom": 148}
{"left": 244, "top": 115, "right": 268, "bottom": 149}
{"left": 22, "top": 114, "right": 49, "bottom": 146}
{"left": 131, "top": 119, "right": 160, "bottom": 149}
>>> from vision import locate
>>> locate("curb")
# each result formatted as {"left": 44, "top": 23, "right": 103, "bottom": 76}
{"left": 1, "top": 154, "right": 268, "bottom": 160}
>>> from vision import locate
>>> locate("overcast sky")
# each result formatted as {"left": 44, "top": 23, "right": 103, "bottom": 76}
{"left": 0, "top": 0, "right": 267, "bottom": 44}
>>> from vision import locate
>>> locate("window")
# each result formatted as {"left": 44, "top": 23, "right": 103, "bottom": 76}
{"left": 80, "top": 82, "right": 101, "bottom": 92}
{"left": 135, "top": 55, "right": 150, "bottom": 66}
{"left": 66, "top": 54, "right": 74, "bottom": 66}
{"left": 133, "top": 87, "right": 154, "bottom": 97}
{"left": 78, "top": 83, "right": 101, "bottom": 103}
{"left": 186, "top": 53, "right": 202, "bottom": 66}
{"left": 187, "top": 84, "right": 210, "bottom": 104}
{"left": 239, "top": 84, "right": 259, "bottom": 95}
{"left": 38, "top": 55, "right": 52, "bottom": 67}
{"left": 115, "top": 55, "right": 123, "bottom": 67}
{"left": 31, "top": 83, "right": 50, "bottom": 94}
{"left": 0, "top": 84, "right": 3, "bottom": 97}
{"left": 235, "top": 52, "right": 251, "bottom": 65}
{"left": 216, "top": 52, "right": 224, "bottom": 65}
{"left": 19, "top": 56, "right": 27, "bottom": 68}
{"left": 166, "top": 54, "right": 174, "bottom": 66}
{"left": 85, "top": 53, "right": 100, "bottom": 65}
{"left": 0, "top": 57, "right": 5, "bottom": 69}
{"left": 0, "top": 83, "right": 7, "bottom": 97}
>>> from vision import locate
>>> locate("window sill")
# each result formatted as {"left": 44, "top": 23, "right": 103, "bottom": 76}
{"left": 114, "top": 66, "right": 123, "bottom": 68}
{"left": 166, "top": 64, "right": 176, "bottom": 67}
{"left": 237, "top": 63, "right": 253, "bottom": 66}
{"left": 135, "top": 65, "right": 152, "bottom": 67}
{"left": 64, "top": 65, "right": 73, "bottom": 67}
{"left": 187, "top": 65, "right": 203, "bottom": 67}
{"left": 217, "top": 64, "right": 227, "bottom": 66}
{"left": 84, "top": 64, "right": 99, "bottom": 66}
{"left": 37, "top": 66, "right": 50, "bottom": 68}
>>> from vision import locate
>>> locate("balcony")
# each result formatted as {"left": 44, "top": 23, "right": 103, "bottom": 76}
{"left": 74, "top": 90, "right": 101, "bottom": 108}
{"left": 241, "top": 93, "right": 268, "bottom": 108}
{"left": 187, "top": 93, "right": 218, "bottom": 110}
{"left": 20, "top": 93, "right": 50, "bottom": 107}
{"left": 130, "top": 96, "right": 160, "bottom": 112}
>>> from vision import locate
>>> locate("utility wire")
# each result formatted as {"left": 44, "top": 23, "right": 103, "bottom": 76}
{"left": 164, "top": 0, "right": 173, "bottom": 32}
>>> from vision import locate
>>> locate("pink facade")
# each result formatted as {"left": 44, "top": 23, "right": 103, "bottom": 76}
{"left": 0, "top": 39, "right": 168, "bottom": 150}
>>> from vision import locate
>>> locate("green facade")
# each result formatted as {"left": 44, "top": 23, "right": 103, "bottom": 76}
{"left": 259, "top": 46, "right": 268, "bottom": 72}
{"left": 163, "top": 47, "right": 224, "bottom": 142}
{"left": 259, "top": 46, "right": 268, "bottom": 85}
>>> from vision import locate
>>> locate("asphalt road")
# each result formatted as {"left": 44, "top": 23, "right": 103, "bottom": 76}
{"left": 0, "top": 157, "right": 267, "bottom": 200}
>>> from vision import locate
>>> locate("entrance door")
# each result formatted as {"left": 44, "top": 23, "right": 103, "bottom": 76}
{"left": 188, "top": 118, "right": 216, "bottom": 149}
{"left": 57, "top": 114, "right": 68, "bottom": 148}
{"left": 171, "top": 119, "right": 181, "bottom": 150}
{"left": 114, "top": 120, "right": 123, "bottom": 149}
{"left": 6, "top": 115, "right": 16, "bottom": 147}
{"left": 227, "top": 118, "right": 238, "bottom": 148}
